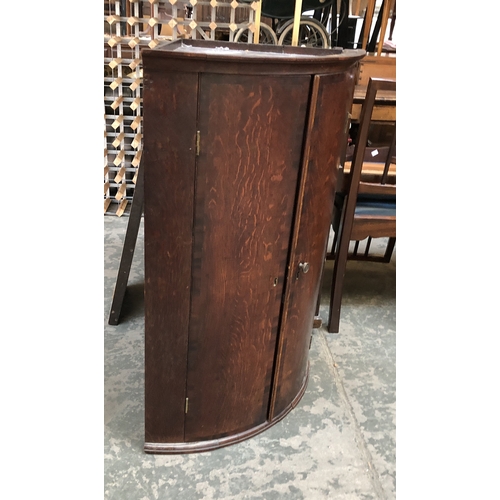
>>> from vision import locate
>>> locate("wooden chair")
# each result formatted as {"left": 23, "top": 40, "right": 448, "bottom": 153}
{"left": 325, "top": 77, "right": 396, "bottom": 333}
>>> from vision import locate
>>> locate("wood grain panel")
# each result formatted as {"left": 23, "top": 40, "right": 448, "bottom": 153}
{"left": 271, "top": 69, "right": 358, "bottom": 420}
{"left": 143, "top": 70, "right": 198, "bottom": 444}
{"left": 184, "top": 73, "right": 311, "bottom": 441}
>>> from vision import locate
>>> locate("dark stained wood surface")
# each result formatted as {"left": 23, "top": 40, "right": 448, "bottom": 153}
{"left": 270, "top": 69, "right": 358, "bottom": 420}
{"left": 143, "top": 70, "right": 198, "bottom": 444}
{"left": 143, "top": 39, "right": 364, "bottom": 77}
{"left": 139, "top": 40, "right": 366, "bottom": 452}
{"left": 108, "top": 163, "right": 144, "bottom": 326}
{"left": 185, "top": 73, "right": 310, "bottom": 442}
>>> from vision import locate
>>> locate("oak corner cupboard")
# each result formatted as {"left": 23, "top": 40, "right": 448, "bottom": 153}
{"left": 141, "top": 39, "right": 364, "bottom": 454}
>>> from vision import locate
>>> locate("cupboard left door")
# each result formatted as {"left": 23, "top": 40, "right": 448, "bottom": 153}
{"left": 184, "top": 73, "right": 311, "bottom": 444}
{"left": 143, "top": 70, "right": 199, "bottom": 446}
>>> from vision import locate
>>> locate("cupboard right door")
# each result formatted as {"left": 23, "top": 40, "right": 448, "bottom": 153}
{"left": 270, "top": 70, "right": 357, "bottom": 420}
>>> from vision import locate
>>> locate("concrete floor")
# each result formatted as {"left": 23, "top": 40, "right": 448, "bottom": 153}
{"left": 104, "top": 215, "right": 396, "bottom": 499}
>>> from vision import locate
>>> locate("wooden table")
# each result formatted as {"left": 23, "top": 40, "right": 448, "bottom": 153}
{"left": 351, "top": 84, "right": 396, "bottom": 122}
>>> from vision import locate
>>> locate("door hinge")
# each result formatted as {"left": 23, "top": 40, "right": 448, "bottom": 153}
{"left": 196, "top": 131, "right": 200, "bottom": 156}
{"left": 185, "top": 397, "right": 189, "bottom": 414}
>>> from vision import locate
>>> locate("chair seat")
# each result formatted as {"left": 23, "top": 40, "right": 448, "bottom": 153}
{"left": 355, "top": 194, "right": 396, "bottom": 217}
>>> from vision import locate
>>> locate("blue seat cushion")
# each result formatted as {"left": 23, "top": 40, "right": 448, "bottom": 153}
{"left": 355, "top": 194, "right": 396, "bottom": 216}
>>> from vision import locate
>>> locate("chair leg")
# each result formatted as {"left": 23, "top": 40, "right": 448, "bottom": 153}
{"left": 383, "top": 237, "right": 396, "bottom": 262}
{"left": 327, "top": 193, "right": 344, "bottom": 257}
{"left": 313, "top": 234, "right": 331, "bottom": 329}
{"left": 315, "top": 273, "right": 322, "bottom": 316}
{"left": 327, "top": 256, "right": 347, "bottom": 333}
{"left": 327, "top": 224, "right": 352, "bottom": 334}
{"left": 108, "top": 165, "right": 144, "bottom": 325}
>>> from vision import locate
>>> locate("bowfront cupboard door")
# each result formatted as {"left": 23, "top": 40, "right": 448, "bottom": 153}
{"left": 184, "top": 73, "right": 311, "bottom": 442}
{"left": 270, "top": 71, "right": 357, "bottom": 420}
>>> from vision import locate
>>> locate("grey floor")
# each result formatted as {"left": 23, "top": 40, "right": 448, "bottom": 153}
{"left": 104, "top": 215, "right": 396, "bottom": 500}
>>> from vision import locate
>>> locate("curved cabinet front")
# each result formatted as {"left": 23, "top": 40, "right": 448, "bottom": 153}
{"left": 141, "top": 40, "right": 364, "bottom": 454}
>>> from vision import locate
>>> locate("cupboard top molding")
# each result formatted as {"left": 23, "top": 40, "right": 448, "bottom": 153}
{"left": 142, "top": 39, "right": 366, "bottom": 75}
